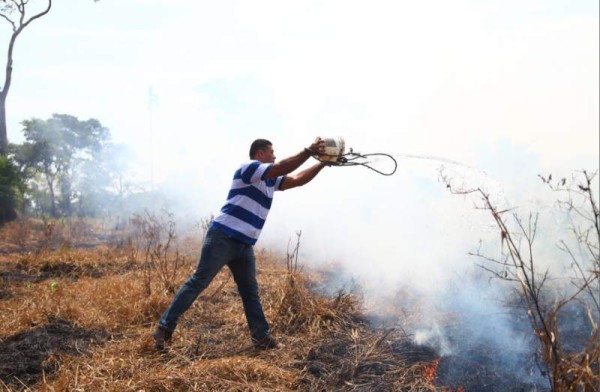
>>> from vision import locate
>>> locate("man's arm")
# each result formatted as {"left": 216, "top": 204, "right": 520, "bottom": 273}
{"left": 265, "top": 137, "right": 325, "bottom": 178}
{"left": 280, "top": 162, "right": 328, "bottom": 191}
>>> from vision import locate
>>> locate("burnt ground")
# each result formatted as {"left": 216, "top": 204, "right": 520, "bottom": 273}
{"left": 387, "top": 332, "right": 549, "bottom": 391}
{"left": 418, "top": 313, "right": 551, "bottom": 392}
{"left": 0, "top": 317, "right": 109, "bottom": 388}
{"left": 435, "top": 343, "right": 548, "bottom": 392}
{"left": 371, "top": 306, "right": 552, "bottom": 391}
{"left": 0, "top": 257, "right": 138, "bottom": 300}
{"left": 0, "top": 249, "right": 131, "bottom": 389}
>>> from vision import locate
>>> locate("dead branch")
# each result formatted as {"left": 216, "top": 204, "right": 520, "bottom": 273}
{"left": 442, "top": 168, "right": 600, "bottom": 390}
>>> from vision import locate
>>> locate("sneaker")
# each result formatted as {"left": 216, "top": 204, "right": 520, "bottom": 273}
{"left": 153, "top": 325, "right": 173, "bottom": 351}
{"left": 253, "top": 335, "right": 279, "bottom": 350}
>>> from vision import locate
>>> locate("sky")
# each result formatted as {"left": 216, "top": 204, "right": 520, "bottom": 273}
{"left": 2, "top": 1, "right": 599, "bottom": 294}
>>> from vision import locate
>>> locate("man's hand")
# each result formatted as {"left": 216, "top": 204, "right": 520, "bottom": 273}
{"left": 306, "top": 137, "right": 326, "bottom": 155}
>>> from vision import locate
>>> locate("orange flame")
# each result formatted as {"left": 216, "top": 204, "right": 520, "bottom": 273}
{"left": 441, "top": 387, "right": 466, "bottom": 392}
{"left": 424, "top": 358, "right": 465, "bottom": 392}
{"left": 423, "top": 358, "right": 440, "bottom": 382}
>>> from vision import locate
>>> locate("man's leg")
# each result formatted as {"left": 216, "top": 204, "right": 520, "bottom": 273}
{"left": 156, "top": 230, "right": 235, "bottom": 343}
{"left": 227, "top": 244, "right": 272, "bottom": 345}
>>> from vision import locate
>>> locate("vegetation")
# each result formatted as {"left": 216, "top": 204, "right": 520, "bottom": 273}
{"left": 1, "top": 111, "right": 597, "bottom": 389}
{"left": 0, "top": 217, "right": 442, "bottom": 391}
{"left": 443, "top": 169, "right": 600, "bottom": 391}
{"left": 1, "top": 163, "right": 598, "bottom": 390}
{"left": 0, "top": 113, "right": 137, "bottom": 223}
{"left": 0, "top": 156, "right": 23, "bottom": 222}
{"left": 0, "top": 2, "right": 596, "bottom": 390}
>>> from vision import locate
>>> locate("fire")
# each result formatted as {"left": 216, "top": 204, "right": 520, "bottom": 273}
{"left": 442, "top": 387, "right": 466, "bottom": 392}
{"left": 423, "top": 358, "right": 440, "bottom": 382}
{"left": 423, "top": 358, "right": 465, "bottom": 392}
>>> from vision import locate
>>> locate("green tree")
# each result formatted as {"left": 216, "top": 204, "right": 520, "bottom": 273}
{"left": 0, "top": 0, "right": 52, "bottom": 156}
{"left": 8, "top": 140, "right": 38, "bottom": 212}
{"left": 0, "top": 155, "right": 24, "bottom": 223}
{"left": 76, "top": 142, "right": 136, "bottom": 217}
{"left": 17, "top": 114, "right": 109, "bottom": 217}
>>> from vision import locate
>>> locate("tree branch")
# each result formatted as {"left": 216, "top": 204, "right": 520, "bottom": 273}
{"left": 20, "top": 0, "right": 51, "bottom": 31}
{"left": 0, "top": 12, "right": 16, "bottom": 31}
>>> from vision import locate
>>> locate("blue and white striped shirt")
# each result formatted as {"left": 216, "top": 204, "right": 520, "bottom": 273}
{"left": 211, "top": 160, "right": 286, "bottom": 245}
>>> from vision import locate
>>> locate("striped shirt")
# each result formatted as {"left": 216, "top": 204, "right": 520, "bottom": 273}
{"left": 211, "top": 160, "right": 286, "bottom": 245}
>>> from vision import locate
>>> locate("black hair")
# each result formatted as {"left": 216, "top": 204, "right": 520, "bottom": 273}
{"left": 249, "top": 139, "right": 272, "bottom": 159}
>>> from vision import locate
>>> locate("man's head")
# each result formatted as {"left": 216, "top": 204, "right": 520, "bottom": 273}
{"left": 249, "top": 139, "right": 276, "bottom": 163}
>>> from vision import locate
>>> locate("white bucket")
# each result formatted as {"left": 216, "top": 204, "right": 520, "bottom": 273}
{"left": 319, "top": 136, "right": 345, "bottom": 163}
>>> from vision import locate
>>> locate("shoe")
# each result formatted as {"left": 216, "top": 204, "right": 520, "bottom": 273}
{"left": 153, "top": 325, "right": 173, "bottom": 351}
{"left": 253, "top": 335, "right": 279, "bottom": 350}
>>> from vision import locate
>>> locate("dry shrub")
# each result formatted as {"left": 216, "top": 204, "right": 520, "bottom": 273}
{"left": 443, "top": 169, "right": 600, "bottom": 390}
{"left": 0, "top": 216, "right": 31, "bottom": 251}
{"left": 270, "top": 232, "right": 363, "bottom": 336}
{"left": 0, "top": 218, "right": 79, "bottom": 255}
{"left": 274, "top": 270, "right": 362, "bottom": 336}
{"left": 0, "top": 217, "right": 110, "bottom": 255}
{"left": 63, "top": 216, "right": 96, "bottom": 245}
{"left": 130, "top": 210, "right": 187, "bottom": 296}
{"left": 60, "top": 272, "right": 172, "bottom": 331}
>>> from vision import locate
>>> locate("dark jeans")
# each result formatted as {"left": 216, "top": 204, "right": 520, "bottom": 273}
{"left": 158, "top": 229, "right": 270, "bottom": 341}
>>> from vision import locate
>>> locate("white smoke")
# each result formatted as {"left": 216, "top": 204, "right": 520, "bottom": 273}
{"left": 4, "top": 0, "right": 598, "bottom": 388}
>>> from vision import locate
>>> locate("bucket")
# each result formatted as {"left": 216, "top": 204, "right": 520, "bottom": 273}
{"left": 318, "top": 136, "right": 345, "bottom": 163}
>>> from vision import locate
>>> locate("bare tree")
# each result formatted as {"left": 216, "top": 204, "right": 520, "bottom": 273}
{"left": 442, "top": 169, "right": 599, "bottom": 391}
{"left": 0, "top": 0, "right": 52, "bottom": 156}
{"left": 130, "top": 210, "right": 185, "bottom": 296}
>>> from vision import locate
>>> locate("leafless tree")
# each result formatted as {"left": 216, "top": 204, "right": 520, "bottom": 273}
{"left": 442, "top": 169, "right": 599, "bottom": 391}
{"left": 0, "top": 0, "right": 52, "bottom": 156}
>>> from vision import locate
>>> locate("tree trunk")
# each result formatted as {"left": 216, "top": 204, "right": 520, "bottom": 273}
{"left": 0, "top": 0, "right": 53, "bottom": 156}
{"left": 45, "top": 170, "right": 57, "bottom": 218}
{"left": 1, "top": 28, "right": 17, "bottom": 158}
{"left": 0, "top": 94, "right": 7, "bottom": 156}
{"left": 60, "top": 176, "right": 72, "bottom": 216}
{"left": 48, "top": 179, "right": 56, "bottom": 218}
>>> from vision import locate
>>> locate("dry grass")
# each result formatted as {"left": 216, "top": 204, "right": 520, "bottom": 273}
{"left": 0, "top": 218, "right": 439, "bottom": 391}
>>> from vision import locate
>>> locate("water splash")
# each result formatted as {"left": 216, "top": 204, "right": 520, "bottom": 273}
{"left": 392, "top": 152, "right": 509, "bottom": 211}
{"left": 394, "top": 153, "right": 474, "bottom": 168}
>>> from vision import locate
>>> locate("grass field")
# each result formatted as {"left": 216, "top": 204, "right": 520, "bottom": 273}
{"left": 0, "top": 217, "right": 444, "bottom": 391}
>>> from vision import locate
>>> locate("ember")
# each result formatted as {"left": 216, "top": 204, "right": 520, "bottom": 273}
{"left": 423, "top": 357, "right": 439, "bottom": 383}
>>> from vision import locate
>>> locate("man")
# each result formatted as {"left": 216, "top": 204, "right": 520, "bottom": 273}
{"left": 153, "top": 137, "right": 328, "bottom": 350}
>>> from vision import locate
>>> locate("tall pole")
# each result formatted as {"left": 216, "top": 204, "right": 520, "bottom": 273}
{"left": 148, "top": 86, "right": 158, "bottom": 189}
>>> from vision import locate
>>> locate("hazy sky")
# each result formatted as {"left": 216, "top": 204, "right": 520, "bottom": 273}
{"left": 3, "top": 0, "right": 599, "bottom": 291}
